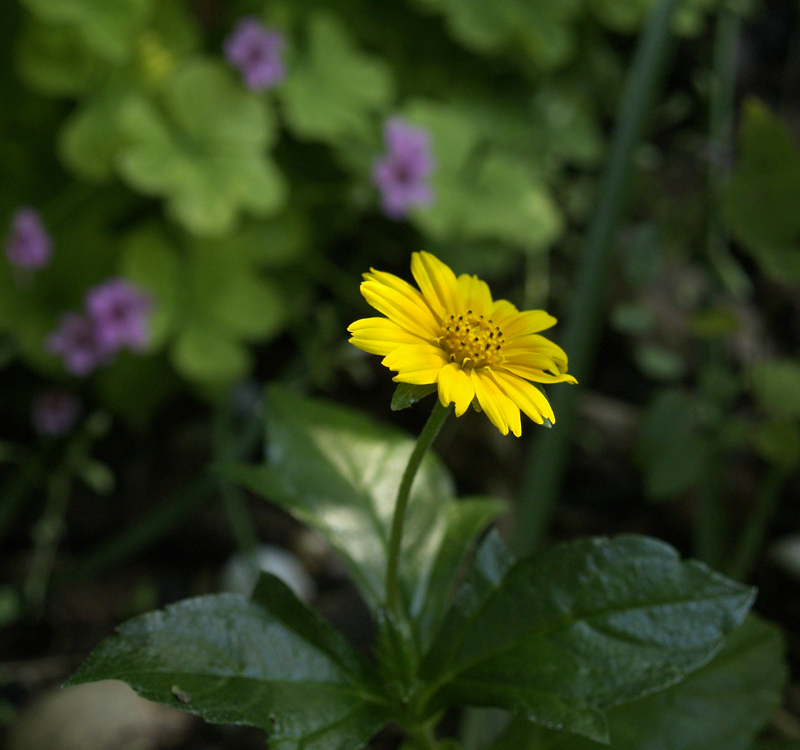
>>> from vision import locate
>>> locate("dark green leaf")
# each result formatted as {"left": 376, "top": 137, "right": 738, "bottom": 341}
{"left": 67, "top": 590, "right": 389, "bottom": 750}
{"left": 490, "top": 614, "right": 785, "bottom": 750}
{"left": 722, "top": 99, "right": 800, "bottom": 281}
{"left": 636, "top": 389, "right": 707, "bottom": 500}
{"left": 391, "top": 383, "right": 439, "bottom": 411}
{"left": 223, "top": 387, "right": 505, "bottom": 648}
{"left": 423, "top": 535, "right": 754, "bottom": 742}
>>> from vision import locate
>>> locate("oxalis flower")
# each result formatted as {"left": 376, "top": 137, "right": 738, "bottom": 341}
{"left": 348, "top": 251, "right": 577, "bottom": 436}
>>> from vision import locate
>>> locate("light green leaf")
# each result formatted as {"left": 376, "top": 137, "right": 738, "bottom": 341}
{"left": 423, "top": 535, "right": 755, "bottom": 743}
{"left": 413, "top": 0, "right": 581, "bottom": 70}
{"left": 280, "top": 11, "right": 394, "bottom": 142}
{"left": 224, "top": 387, "right": 505, "bottom": 647}
{"left": 20, "top": 0, "right": 153, "bottom": 62}
{"left": 59, "top": 95, "right": 126, "bottom": 181}
{"left": 406, "top": 101, "right": 563, "bottom": 250}
{"left": 116, "top": 61, "right": 286, "bottom": 235}
{"left": 211, "top": 272, "right": 284, "bottom": 341}
{"left": 490, "top": 614, "right": 785, "bottom": 750}
{"left": 171, "top": 325, "right": 252, "bottom": 384}
{"left": 67, "top": 584, "right": 390, "bottom": 750}
{"left": 751, "top": 358, "right": 800, "bottom": 420}
{"left": 120, "top": 226, "right": 181, "bottom": 349}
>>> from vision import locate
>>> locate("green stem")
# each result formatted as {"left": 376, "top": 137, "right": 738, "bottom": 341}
{"left": 385, "top": 399, "right": 452, "bottom": 614}
{"left": 24, "top": 472, "right": 71, "bottom": 608}
{"left": 514, "top": 0, "right": 680, "bottom": 557}
{"left": 729, "top": 465, "right": 785, "bottom": 581}
{"left": 707, "top": 6, "right": 750, "bottom": 296}
{"left": 694, "top": 444, "right": 726, "bottom": 569}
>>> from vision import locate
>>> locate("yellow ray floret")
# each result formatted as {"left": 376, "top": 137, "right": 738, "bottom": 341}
{"left": 347, "top": 251, "right": 576, "bottom": 436}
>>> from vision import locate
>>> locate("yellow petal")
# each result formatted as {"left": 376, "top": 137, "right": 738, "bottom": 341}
{"left": 489, "top": 298, "right": 519, "bottom": 322}
{"left": 502, "top": 362, "right": 577, "bottom": 384}
{"left": 361, "top": 279, "right": 439, "bottom": 340}
{"left": 437, "top": 362, "right": 474, "bottom": 416}
{"left": 471, "top": 369, "right": 522, "bottom": 437}
{"left": 500, "top": 310, "right": 557, "bottom": 338}
{"left": 456, "top": 274, "right": 494, "bottom": 315}
{"left": 489, "top": 369, "right": 555, "bottom": 424}
{"left": 348, "top": 317, "right": 425, "bottom": 355}
{"left": 411, "top": 251, "right": 459, "bottom": 319}
{"left": 382, "top": 344, "right": 447, "bottom": 384}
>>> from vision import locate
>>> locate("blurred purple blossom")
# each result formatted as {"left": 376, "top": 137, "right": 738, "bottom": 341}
{"left": 372, "top": 117, "right": 435, "bottom": 219}
{"left": 224, "top": 18, "right": 285, "bottom": 91}
{"left": 85, "top": 278, "right": 151, "bottom": 353}
{"left": 5, "top": 207, "right": 52, "bottom": 271}
{"left": 46, "top": 313, "right": 110, "bottom": 376}
{"left": 32, "top": 389, "right": 81, "bottom": 436}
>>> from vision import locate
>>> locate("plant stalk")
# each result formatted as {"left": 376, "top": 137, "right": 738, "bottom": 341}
{"left": 385, "top": 399, "right": 451, "bottom": 614}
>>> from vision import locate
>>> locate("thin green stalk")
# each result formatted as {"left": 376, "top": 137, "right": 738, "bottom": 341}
{"left": 729, "top": 465, "right": 785, "bottom": 581}
{"left": 707, "top": 6, "right": 750, "bottom": 296}
{"left": 693, "top": 444, "right": 726, "bottom": 569}
{"left": 385, "top": 399, "right": 452, "bottom": 614}
{"left": 24, "top": 472, "right": 71, "bottom": 607}
{"left": 514, "top": 0, "right": 681, "bottom": 557}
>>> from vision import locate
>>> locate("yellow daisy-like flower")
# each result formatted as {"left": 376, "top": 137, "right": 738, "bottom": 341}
{"left": 348, "top": 251, "right": 577, "bottom": 436}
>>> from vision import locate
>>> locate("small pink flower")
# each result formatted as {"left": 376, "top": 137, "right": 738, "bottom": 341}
{"left": 372, "top": 118, "right": 435, "bottom": 219}
{"left": 46, "top": 313, "right": 110, "bottom": 376}
{"left": 32, "top": 389, "right": 81, "bottom": 436}
{"left": 5, "top": 207, "right": 52, "bottom": 270}
{"left": 85, "top": 278, "right": 151, "bottom": 352}
{"left": 224, "top": 18, "right": 285, "bottom": 91}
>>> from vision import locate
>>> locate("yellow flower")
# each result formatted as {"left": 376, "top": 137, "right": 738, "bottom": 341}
{"left": 348, "top": 251, "right": 577, "bottom": 436}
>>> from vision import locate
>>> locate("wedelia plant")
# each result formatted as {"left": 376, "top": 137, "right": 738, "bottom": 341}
{"left": 67, "top": 255, "right": 756, "bottom": 750}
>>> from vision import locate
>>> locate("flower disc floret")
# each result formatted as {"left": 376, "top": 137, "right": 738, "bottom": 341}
{"left": 348, "top": 251, "right": 577, "bottom": 436}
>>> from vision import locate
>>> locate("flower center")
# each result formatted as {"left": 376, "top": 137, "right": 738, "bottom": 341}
{"left": 441, "top": 311, "right": 505, "bottom": 369}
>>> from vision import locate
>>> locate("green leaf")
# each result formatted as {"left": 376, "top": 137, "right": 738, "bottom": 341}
{"left": 490, "top": 614, "right": 785, "bottom": 750}
{"left": 116, "top": 61, "right": 286, "bottom": 235}
{"left": 413, "top": 0, "right": 581, "bottom": 70}
{"left": 391, "top": 383, "right": 439, "bottom": 411}
{"left": 224, "top": 387, "right": 505, "bottom": 647}
{"left": 636, "top": 389, "right": 707, "bottom": 500}
{"left": 210, "top": 272, "right": 284, "bottom": 341}
{"left": 20, "top": 0, "right": 153, "bottom": 62}
{"left": 120, "top": 225, "right": 181, "bottom": 349}
{"left": 171, "top": 325, "right": 252, "bottom": 384}
{"left": 751, "top": 358, "right": 800, "bottom": 420}
{"left": 280, "top": 11, "right": 394, "bottom": 143}
{"left": 405, "top": 101, "right": 563, "bottom": 250}
{"left": 17, "top": 18, "right": 98, "bottom": 96}
{"left": 722, "top": 99, "right": 800, "bottom": 281}
{"left": 422, "top": 535, "right": 754, "bottom": 743}
{"left": 67, "top": 588, "right": 390, "bottom": 750}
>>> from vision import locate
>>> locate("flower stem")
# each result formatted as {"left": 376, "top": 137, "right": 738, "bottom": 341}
{"left": 386, "top": 399, "right": 452, "bottom": 614}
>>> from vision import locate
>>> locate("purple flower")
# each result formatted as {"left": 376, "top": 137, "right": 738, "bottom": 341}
{"left": 85, "top": 278, "right": 151, "bottom": 353}
{"left": 224, "top": 18, "right": 285, "bottom": 91}
{"left": 46, "top": 313, "right": 110, "bottom": 376}
{"left": 372, "top": 117, "right": 435, "bottom": 219}
{"left": 5, "top": 207, "right": 52, "bottom": 270}
{"left": 32, "top": 389, "right": 81, "bottom": 436}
